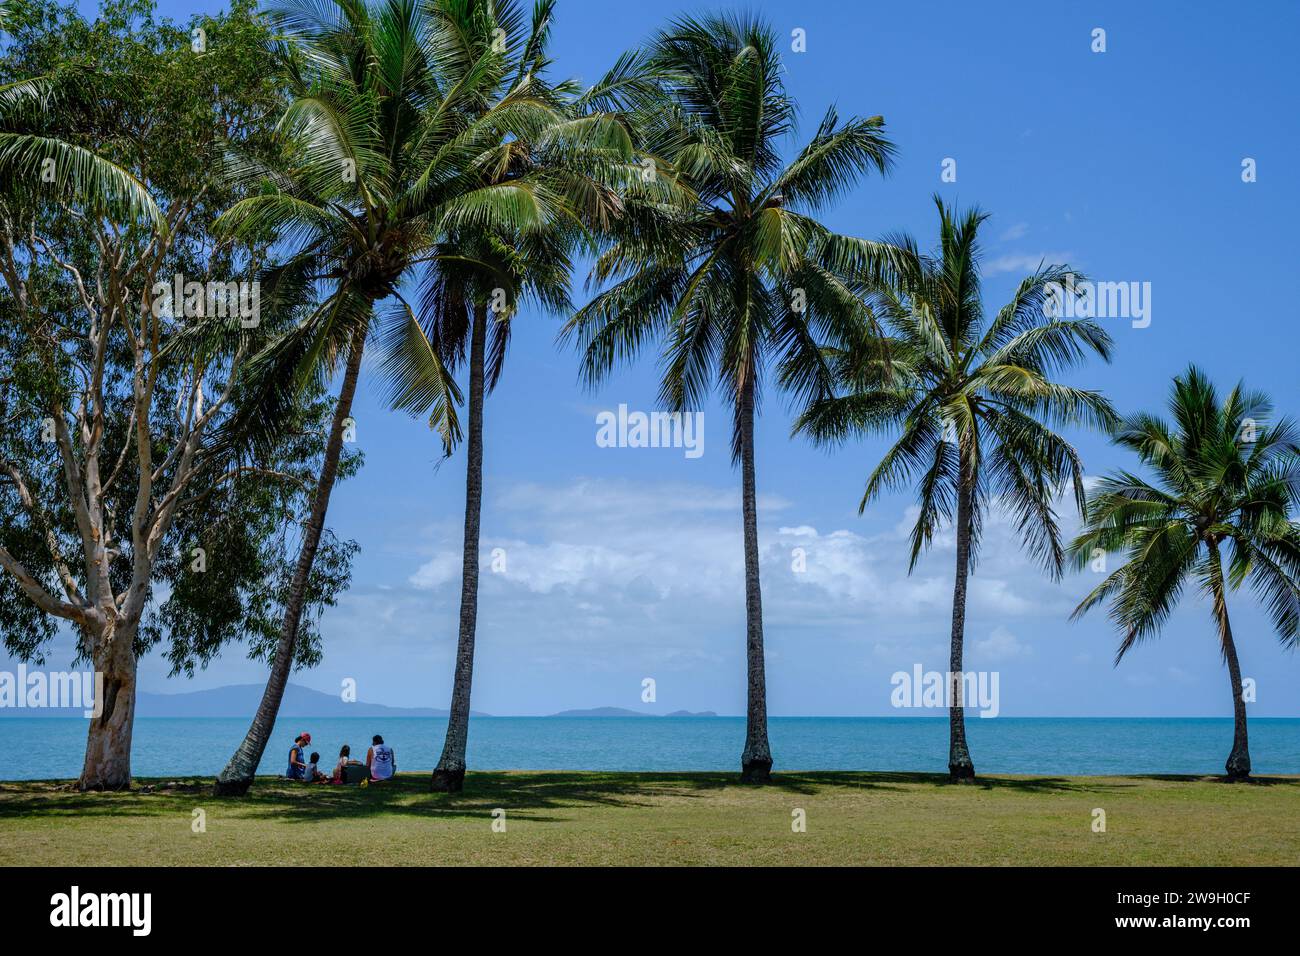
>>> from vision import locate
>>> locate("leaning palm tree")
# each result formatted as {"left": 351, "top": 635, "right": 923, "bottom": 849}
{"left": 795, "top": 197, "right": 1117, "bottom": 781}
{"left": 210, "top": 0, "right": 584, "bottom": 795}
{"left": 378, "top": 0, "right": 635, "bottom": 793}
{"left": 563, "top": 12, "right": 896, "bottom": 782}
{"left": 1070, "top": 367, "right": 1300, "bottom": 781}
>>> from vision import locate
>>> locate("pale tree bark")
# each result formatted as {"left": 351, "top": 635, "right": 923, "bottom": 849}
{"left": 1208, "top": 541, "right": 1251, "bottom": 781}
{"left": 79, "top": 617, "right": 139, "bottom": 789}
{"left": 738, "top": 374, "right": 772, "bottom": 783}
{"left": 213, "top": 329, "right": 367, "bottom": 796}
{"left": 0, "top": 202, "right": 246, "bottom": 790}
{"left": 947, "top": 452, "right": 976, "bottom": 782}
{"left": 431, "top": 302, "right": 487, "bottom": 793}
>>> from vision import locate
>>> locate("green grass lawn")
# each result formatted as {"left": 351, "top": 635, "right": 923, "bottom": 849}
{"left": 2, "top": 771, "right": 1297, "bottom": 866}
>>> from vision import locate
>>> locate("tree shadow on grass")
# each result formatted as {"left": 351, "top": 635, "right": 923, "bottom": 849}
{"left": 971, "top": 775, "right": 1136, "bottom": 794}
{"left": 0, "top": 770, "right": 895, "bottom": 823}
{"left": 0, "top": 772, "right": 749, "bottom": 824}
{"left": 2, "top": 770, "right": 1283, "bottom": 825}
{"left": 1119, "top": 773, "right": 1300, "bottom": 787}
{"left": 806, "top": 771, "right": 1151, "bottom": 795}
{"left": 238, "top": 771, "right": 888, "bottom": 822}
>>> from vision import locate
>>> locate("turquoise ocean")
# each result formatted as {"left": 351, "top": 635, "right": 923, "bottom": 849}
{"left": 2, "top": 716, "right": 1298, "bottom": 779}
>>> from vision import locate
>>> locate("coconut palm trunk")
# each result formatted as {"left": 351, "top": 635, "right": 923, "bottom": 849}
{"left": 79, "top": 618, "right": 139, "bottom": 790}
{"left": 1071, "top": 369, "right": 1300, "bottom": 788}
{"left": 213, "top": 330, "right": 367, "bottom": 796}
{"left": 947, "top": 456, "right": 976, "bottom": 781}
{"left": 1208, "top": 541, "right": 1251, "bottom": 780}
{"left": 431, "top": 302, "right": 487, "bottom": 793}
{"left": 738, "top": 375, "right": 773, "bottom": 782}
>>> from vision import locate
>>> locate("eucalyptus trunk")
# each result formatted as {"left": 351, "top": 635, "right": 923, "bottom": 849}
{"left": 738, "top": 375, "right": 773, "bottom": 782}
{"left": 431, "top": 302, "right": 487, "bottom": 793}
{"left": 213, "top": 330, "right": 367, "bottom": 796}
{"left": 1209, "top": 541, "right": 1251, "bottom": 780}
{"left": 947, "top": 457, "right": 976, "bottom": 782}
{"left": 78, "top": 617, "right": 139, "bottom": 791}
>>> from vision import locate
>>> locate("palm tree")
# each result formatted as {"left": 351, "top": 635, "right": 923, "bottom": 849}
{"left": 563, "top": 12, "right": 896, "bottom": 782}
{"left": 210, "top": 0, "right": 586, "bottom": 795}
{"left": 0, "top": 0, "right": 159, "bottom": 222}
{"left": 795, "top": 197, "right": 1117, "bottom": 781}
{"left": 376, "top": 0, "right": 630, "bottom": 793}
{"left": 1070, "top": 367, "right": 1300, "bottom": 781}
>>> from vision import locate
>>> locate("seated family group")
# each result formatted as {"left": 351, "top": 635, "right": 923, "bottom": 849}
{"left": 285, "top": 733, "right": 397, "bottom": 784}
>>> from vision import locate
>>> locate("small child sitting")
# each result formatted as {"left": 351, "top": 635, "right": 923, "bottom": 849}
{"left": 306, "top": 751, "right": 329, "bottom": 783}
{"left": 331, "top": 744, "right": 363, "bottom": 784}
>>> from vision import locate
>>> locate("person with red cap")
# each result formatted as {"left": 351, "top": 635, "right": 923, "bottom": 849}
{"left": 285, "top": 732, "right": 311, "bottom": 781}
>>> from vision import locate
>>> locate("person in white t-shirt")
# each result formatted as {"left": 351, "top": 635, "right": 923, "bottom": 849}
{"left": 366, "top": 735, "right": 396, "bottom": 781}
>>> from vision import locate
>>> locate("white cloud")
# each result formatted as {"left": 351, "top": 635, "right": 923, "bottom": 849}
{"left": 975, "top": 625, "right": 1033, "bottom": 661}
{"left": 408, "top": 551, "right": 461, "bottom": 590}
{"left": 984, "top": 251, "right": 1076, "bottom": 275}
{"left": 971, "top": 579, "right": 1033, "bottom": 616}
{"left": 405, "top": 477, "right": 1078, "bottom": 653}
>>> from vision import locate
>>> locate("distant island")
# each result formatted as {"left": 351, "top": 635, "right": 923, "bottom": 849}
{"left": 0, "top": 681, "right": 729, "bottom": 718}
{"left": 1, "top": 682, "right": 491, "bottom": 719}
{"left": 547, "top": 707, "right": 718, "bottom": 718}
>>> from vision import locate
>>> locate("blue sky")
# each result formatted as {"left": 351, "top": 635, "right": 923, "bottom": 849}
{"left": 16, "top": 0, "right": 1300, "bottom": 717}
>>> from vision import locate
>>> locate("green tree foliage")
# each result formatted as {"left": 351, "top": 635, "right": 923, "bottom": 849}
{"left": 0, "top": 0, "right": 356, "bottom": 788}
